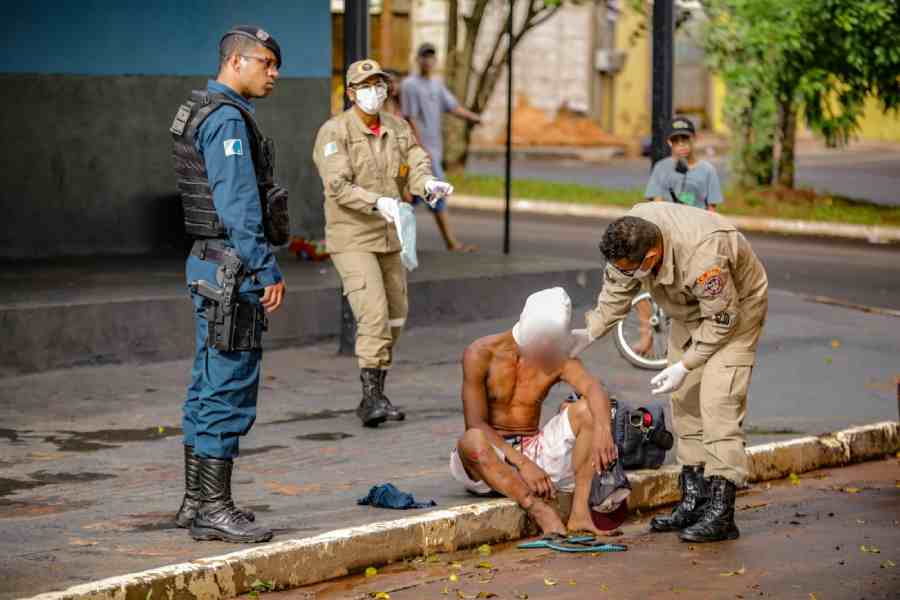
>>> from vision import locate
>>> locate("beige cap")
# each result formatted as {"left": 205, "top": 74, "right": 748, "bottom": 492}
{"left": 346, "top": 58, "right": 388, "bottom": 86}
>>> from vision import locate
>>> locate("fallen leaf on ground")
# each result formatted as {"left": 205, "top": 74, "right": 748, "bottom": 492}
{"left": 788, "top": 473, "right": 801, "bottom": 486}
{"left": 720, "top": 566, "right": 746, "bottom": 577}
{"left": 881, "top": 560, "right": 896, "bottom": 568}
{"left": 824, "top": 356, "right": 833, "bottom": 365}
{"left": 856, "top": 519, "right": 866, "bottom": 524}
{"left": 843, "top": 487, "right": 861, "bottom": 494}
{"left": 456, "top": 592, "right": 476, "bottom": 600}
{"left": 599, "top": 584, "right": 609, "bottom": 592}
{"left": 476, "top": 561, "right": 492, "bottom": 569}
{"left": 568, "top": 579, "right": 577, "bottom": 586}
{"left": 830, "top": 339, "right": 841, "bottom": 349}
{"left": 513, "top": 592, "right": 529, "bottom": 599}
{"left": 449, "top": 573, "right": 459, "bottom": 583}
{"left": 157, "top": 426, "right": 165, "bottom": 434}
{"left": 477, "top": 544, "right": 492, "bottom": 556}
{"left": 371, "top": 592, "right": 390, "bottom": 600}
{"left": 440, "top": 586, "right": 449, "bottom": 596}
{"left": 365, "top": 567, "right": 377, "bottom": 577}
{"left": 544, "top": 577, "right": 558, "bottom": 586}
{"left": 450, "top": 561, "right": 463, "bottom": 570}
{"left": 860, "top": 545, "right": 881, "bottom": 554}
{"left": 426, "top": 554, "right": 441, "bottom": 563}
{"left": 477, "top": 593, "right": 497, "bottom": 599}
{"left": 809, "top": 594, "right": 818, "bottom": 600}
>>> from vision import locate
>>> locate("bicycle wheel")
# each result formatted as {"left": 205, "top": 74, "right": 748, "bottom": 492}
{"left": 614, "top": 291, "right": 669, "bottom": 370}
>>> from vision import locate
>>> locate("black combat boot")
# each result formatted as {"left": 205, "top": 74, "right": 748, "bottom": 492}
{"left": 190, "top": 457, "right": 273, "bottom": 543}
{"left": 175, "top": 445, "right": 255, "bottom": 528}
{"left": 650, "top": 464, "right": 708, "bottom": 532}
{"left": 357, "top": 368, "right": 388, "bottom": 427}
{"left": 679, "top": 475, "right": 740, "bottom": 543}
{"left": 378, "top": 370, "right": 405, "bottom": 422}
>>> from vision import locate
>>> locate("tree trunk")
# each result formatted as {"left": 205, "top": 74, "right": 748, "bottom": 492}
{"left": 776, "top": 95, "right": 797, "bottom": 188}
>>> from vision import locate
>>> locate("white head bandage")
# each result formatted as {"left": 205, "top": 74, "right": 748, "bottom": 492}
{"left": 512, "top": 287, "right": 573, "bottom": 350}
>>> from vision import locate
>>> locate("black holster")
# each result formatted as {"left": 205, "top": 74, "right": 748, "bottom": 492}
{"left": 189, "top": 242, "right": 268, "bottom": 352}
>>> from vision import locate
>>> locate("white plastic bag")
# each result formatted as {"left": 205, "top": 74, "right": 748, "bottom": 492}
{"left": 394, "top": 202, "right": 418, "bottom": 271}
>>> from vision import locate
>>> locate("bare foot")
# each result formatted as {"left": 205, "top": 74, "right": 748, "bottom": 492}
{"left": 448, "top": 242, "right": 479, "bottom": 253}
{"left": 566, "top": 511, "right": 607, "bottom": 537}
{"left": 526, "top": 499, "right": 567, "bottom": 536}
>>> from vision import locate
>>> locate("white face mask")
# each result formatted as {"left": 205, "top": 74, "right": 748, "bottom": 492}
{"left": 633, "top": 265, "right": 653, "bottom": 280}
{"left": 354, "top": 84, "right": 387, "bottom": 114}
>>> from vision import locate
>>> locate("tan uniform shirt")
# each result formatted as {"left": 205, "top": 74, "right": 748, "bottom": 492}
{"left": 313, "top": 109, "right": 432, "bottom": 253}
{"left": 586, "top": 202, "right": 768, "bottom": 370}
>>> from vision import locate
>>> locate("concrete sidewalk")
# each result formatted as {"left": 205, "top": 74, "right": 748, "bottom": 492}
{"left": 2, "top": 286, "right": 899, "bottom": 599}
{"left": 290, "top": 458, "right": 900, "bottom": 600}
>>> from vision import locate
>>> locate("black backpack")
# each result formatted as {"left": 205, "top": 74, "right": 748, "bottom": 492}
{"left": 566, "top": 394, "right": 674, "bottom": 470}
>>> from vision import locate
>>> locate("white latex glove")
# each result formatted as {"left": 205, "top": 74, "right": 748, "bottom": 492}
{"left": 651, "top": 361, "right": 690, "bottom": 395}
{"left": 568, "top": 328, "right": 595, "bottom": 358}
{"left": 425, "top": 179, "right": 454, "bottom": 199}
{"left": 376, "top": 196, "right": 400, "bottom": 223}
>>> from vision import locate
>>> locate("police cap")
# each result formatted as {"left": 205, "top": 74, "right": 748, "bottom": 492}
{"left": 220, "top": 25, "right": 282, "bottom": 69}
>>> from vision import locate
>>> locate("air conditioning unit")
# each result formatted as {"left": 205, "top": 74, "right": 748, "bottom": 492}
{"left": 595, "top": 49, "right": 627, "bottom": 74}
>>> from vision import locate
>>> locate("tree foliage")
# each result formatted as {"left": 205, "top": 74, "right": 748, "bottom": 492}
{"left": 701, "top": 0, "right": 900, "bottom": 188}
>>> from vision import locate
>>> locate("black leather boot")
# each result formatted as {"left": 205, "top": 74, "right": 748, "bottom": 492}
{"left": 378, "top": 370, "right": 405, "bottom": 422}
{"left": 679, "top": 475, "right": 740, "bottom": 543}
{"left": 650, "top": 464, "right": 708, "bottom": 532}
{"left": 357, "top": 368, "right": 388, "bottom": 427}
{"left": 190, "top": 457, "right": 273, "bottom": 543}
{"left": 175, "top": 445, "right": 255, "bottom": 528}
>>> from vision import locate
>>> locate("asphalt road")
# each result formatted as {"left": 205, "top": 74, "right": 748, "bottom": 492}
{"left": 467, "top": 153, "right": 900, "bottom": 207}
{"left": 418, "top": 208, "right": 900, "bottom": 312}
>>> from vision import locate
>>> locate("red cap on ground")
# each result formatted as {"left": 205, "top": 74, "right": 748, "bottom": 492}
{"left": 591, "top": 500, "right": 629, "bottom": 531}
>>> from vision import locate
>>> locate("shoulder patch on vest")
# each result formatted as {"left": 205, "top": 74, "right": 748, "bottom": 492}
{"left": 324, "top": 141, "right": 338, "bottom": 157}
{"left": 224, "top": 139, "right": 244, "bottom": 157}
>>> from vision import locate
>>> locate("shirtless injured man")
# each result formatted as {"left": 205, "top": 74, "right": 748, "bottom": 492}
{"left": 450, "top": 287, "right": 618, "bottom": 536}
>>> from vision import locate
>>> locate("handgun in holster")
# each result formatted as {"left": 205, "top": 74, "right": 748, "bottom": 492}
{"left": 189, "top": 253, "right": 267, "bottom": 352}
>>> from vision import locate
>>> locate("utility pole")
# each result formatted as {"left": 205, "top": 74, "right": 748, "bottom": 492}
{"left": 503, "top": 0, "right": 513, "bottom": 255}
{"left": 339, "top": 0, "right": 370, "bottom": 356}
{"left": 650, "top": 0, "right": 674, "bottom": 167}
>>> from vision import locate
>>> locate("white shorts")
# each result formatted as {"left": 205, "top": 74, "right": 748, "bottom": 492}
{"left": 449, "top": 407, "right": 577, "bottom": 495}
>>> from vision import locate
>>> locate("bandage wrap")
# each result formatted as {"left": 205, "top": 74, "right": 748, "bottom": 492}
{"left": 512, "top": 287, "right": 573, "bottom": 350}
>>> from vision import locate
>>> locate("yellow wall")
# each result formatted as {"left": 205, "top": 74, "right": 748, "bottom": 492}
{"left": 612, "top": 6, "right": 651, "bottom": 138}
{"left": 856, "top": 97, "right": 900, "bottom": 142}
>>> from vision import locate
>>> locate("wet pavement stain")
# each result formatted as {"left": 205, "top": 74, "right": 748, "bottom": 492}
{"left": 0, "top": 499, "right": 94, "bottom": 518}
{"left": 265, "top": 409, "right": 354, "bottom": 426}
{"left": 29, "top": 471, "right": 117, "bottom": 485}
{"left": 0, "top": 428, "right": 28, "bottom": 444}
{"left": 295, "top": 432, "right": 354, "bottom": 442}
{"left": 241, "top": 445, "right": 288, "bottom": 457}
{"left": 43, "top": 426, "right": 182, "bottom": 452}
{"left": 0, "top": 477, "right": 49, "bottom": 497}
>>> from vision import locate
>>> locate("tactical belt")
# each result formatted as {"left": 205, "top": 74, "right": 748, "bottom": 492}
{"left": 190, "top": 239, "right": 232, "bottom": 264}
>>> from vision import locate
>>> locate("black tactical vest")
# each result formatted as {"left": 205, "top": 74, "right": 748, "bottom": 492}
{"left": 170, "top": 90, "right": 275, "bottom": 239}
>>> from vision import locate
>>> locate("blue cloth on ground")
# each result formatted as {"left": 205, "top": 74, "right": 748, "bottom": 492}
{"left": 357, "top": 483, "right": 437, "bottom": 509}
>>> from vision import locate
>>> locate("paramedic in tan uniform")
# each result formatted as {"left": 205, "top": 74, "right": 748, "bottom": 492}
{"left": 313, "top": 59, "right": 454, "bottom": 428}
{"left": 570, "top": 202, "right": 768, "bottom": 543}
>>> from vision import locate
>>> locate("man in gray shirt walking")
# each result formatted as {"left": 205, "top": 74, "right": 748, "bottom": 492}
{"left": 401, "top": 43, "right": 482, "bottom": 252}
{"left": 645, "top": 117, "right": 723, "bottom": 211}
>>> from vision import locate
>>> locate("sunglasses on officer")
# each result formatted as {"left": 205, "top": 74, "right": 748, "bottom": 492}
{"left": 240, "top": 54, "right": 279, "bottom": 72}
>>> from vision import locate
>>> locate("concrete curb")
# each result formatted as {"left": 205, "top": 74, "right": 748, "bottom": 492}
{"left": 26, "top": 421, "right": 900, "bottom": 600}
{"left": 452, "top": 195, "right": 900, "bottom": 245}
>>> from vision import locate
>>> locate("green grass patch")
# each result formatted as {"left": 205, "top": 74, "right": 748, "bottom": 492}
{"left": 449, "top": 173, "right": 900, "bottom": 227}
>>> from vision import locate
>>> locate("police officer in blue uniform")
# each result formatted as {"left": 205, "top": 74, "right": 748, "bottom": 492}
{"left": 169, "top": 26, "right": 290, "bottom": 543}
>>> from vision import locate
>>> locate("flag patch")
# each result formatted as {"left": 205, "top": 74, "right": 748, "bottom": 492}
{"left": 324, "top": 141, "right": 338, "bottom": 157}
{"left": 224, "top": 139, "right": 244, "bottom": 157}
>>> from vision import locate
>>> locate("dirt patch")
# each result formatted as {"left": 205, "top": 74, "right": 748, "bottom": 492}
{"left": 497, "top": 95, "right": 627, "bottom": 149}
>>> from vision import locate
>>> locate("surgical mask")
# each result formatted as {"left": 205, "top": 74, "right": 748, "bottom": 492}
{"left": 354, "top": 84, "right": 387, "bottom": 114}
{"left": 633, "top": 265, "right": 653, "bottom": 280}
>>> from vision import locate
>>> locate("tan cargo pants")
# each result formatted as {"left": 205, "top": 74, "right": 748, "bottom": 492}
{"left": 667, "top": 313, "right": 766, "bottom": 486}
{"left": 331, "top": 251, "right": 408, "bottom": 369}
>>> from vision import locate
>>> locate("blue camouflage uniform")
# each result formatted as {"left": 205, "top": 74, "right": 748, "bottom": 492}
{"left": 182, "top": 80, "right": 282, "bottom": 460}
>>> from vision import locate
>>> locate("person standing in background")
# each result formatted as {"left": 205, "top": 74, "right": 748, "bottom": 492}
{"left": 401, "top": 43, "right": 482, "bottom": 252}
{"left": 645, "top": 117, "right": 724, "bottom": 212}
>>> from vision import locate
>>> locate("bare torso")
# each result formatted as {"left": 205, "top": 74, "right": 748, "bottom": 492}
{"left": 476, "top": 332, "right": 562, "bottom": 436}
